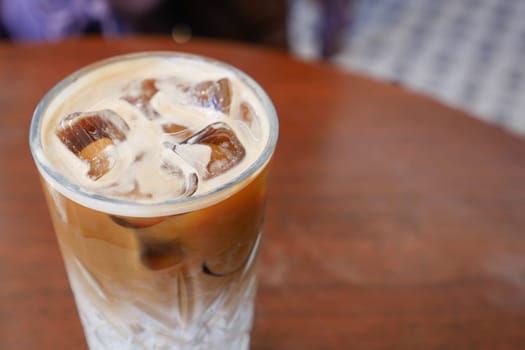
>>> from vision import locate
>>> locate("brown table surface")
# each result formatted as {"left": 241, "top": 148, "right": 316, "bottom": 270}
{"left": 1, "top": 37, "right": 525, "bottom": 350}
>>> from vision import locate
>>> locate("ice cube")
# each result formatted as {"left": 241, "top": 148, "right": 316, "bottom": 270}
{"left": 160, "top": 155, "right": 199, "bottom": 197}
{"left": 104, "top": 180, "right": 154, "bottom": 200}
{"left": 139, "top": 237, "right": 187, "bottom": 270}
{"left": 239, "top": 102, "right": 255, "bottom": 125}
{"left": 56, "top": 109, "right": 129, "bottom": 180}
{"left": 236, "top": 101, "right": 262, "bottom": 140}
{"left": 203, "top": 232, "right": 261, "bottom": 277}
{"left": 111, "top": 213, "right": 189, "bottom": 270}
{"left": 192, "top": 78, "right": 232, "bottom": 113}
{"left": 80, "top": 138, "right": 115, "bottom": 180}
{"left": 110, "top": 215, "right": 168, "bottom": 228}
{"left": 161, "top": 123, "right": 193, "bottom": 142}
{"left": 122, "top": 79, "right": 159, "bottom": 119}
{"left": 155, "top": 77, "right": 231, "bottom": 113}
{"left": 178, "top": 122, "right": 246, "bottom": 179}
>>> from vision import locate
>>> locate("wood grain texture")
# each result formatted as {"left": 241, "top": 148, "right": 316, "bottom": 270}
{"left": 1, "top": 37, "right": 525, "bottom": 350}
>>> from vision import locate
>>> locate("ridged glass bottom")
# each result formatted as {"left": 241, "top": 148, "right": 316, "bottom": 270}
{"left": 63, "top": 255, "right": 257, "bottom": 350}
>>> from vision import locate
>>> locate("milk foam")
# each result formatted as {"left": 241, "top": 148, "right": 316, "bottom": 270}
{"left": 40, "top": 55, "right": 270, "bottom": 208}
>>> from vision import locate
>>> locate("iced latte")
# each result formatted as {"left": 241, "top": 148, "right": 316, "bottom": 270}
{"left": 29, "top": 52, "right": 278, "bottom": 349}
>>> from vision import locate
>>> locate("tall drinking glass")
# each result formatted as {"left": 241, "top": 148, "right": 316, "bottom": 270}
{"left": 29, "top": 52, "right": 278, "bottom": 349}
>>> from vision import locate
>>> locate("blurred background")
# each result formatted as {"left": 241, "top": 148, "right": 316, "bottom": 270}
{"left": 1, "top": 0, "right": 524, "bottom": 138}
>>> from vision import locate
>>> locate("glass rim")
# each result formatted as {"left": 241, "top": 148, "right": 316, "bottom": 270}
{"left": 29, "top": 51, "right": 279, "bottom": 217}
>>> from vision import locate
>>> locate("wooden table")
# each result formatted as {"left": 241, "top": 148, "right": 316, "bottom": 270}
{"left": 1, "top": 37, "right": 525, "bottom": 349}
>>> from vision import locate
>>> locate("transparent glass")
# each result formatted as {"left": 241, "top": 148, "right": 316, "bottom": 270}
{"left": 29, "top": 52, "right": 278, "bottom": 350}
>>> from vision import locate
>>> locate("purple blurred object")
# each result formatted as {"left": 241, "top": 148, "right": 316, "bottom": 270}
{"left": 319, "top": 0, "right": 353, "bottom": 58}
{"left": 0, "top": 0, "right": 126, "bottom": 41}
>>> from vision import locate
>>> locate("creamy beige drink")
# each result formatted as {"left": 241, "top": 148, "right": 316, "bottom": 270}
{"left": 30, "top": 52, "right": 278, "bottom": 349}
